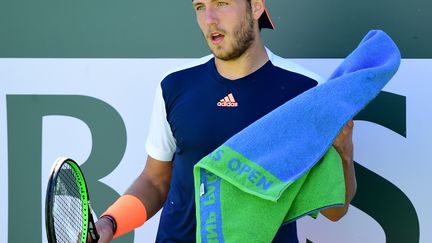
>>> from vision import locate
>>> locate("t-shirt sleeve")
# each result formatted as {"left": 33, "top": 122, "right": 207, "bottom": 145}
{"left": 145, "top": 84, "right": 176, "bottom": 162}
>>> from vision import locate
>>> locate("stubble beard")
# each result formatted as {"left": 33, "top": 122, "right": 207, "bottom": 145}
{"left": 208, "top": 12, "right": 255, "bottom": 61}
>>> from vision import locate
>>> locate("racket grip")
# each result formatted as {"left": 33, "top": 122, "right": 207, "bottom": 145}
{"left": 88, "top": 212, "right": 100, "bottom": 242}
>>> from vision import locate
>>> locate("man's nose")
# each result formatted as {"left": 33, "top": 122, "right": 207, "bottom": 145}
{"left": 204, "top": 7, "right": 218, "bottom": 25}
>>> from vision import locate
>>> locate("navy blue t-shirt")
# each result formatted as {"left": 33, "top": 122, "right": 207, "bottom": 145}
{"left": 146, "top": 51, "right": 320, "bottom": 243}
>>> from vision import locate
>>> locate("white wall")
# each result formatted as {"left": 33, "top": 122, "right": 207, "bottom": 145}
{"left": 0, "top": 58, "right": 430, "bottom": 242}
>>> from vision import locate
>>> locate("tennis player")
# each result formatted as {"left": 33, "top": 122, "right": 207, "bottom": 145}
{"left": 95, "top": 0, "right": 357, "bottom": 242}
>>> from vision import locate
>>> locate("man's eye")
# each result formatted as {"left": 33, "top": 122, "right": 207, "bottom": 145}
{"left": 194, "top": 3, "right": 205, "bottom": 11}
{"left": 217, "top": 2, "right": 228, "bottom": 7}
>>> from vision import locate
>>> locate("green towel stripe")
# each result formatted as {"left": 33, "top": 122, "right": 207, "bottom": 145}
{"left": 196, "top": 145, "right": 290, "bottom": 201}
{"left": 194, "top": 167, "right": 203, "bottom": 242}
{"left": 194, "top": 146, "right": 346, "bottom": 242}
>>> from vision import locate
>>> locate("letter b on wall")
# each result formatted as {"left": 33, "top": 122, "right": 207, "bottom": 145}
{"left": 7, "top": 95, "right": 133, "bottom": 243}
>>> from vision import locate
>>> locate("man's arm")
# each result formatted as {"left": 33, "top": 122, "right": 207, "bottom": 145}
{"left": 96, "top": 155, "right": 172, "bottom": 242}
{"left": 125, "top": 156, "right": 172, "bottom": 218}
{"left": 320, "top": 120, "right": 357, "bottom": 222}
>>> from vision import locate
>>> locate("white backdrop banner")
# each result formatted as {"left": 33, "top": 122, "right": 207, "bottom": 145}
{"left": 0, "top": 58, "right": 429, "bottom": 243}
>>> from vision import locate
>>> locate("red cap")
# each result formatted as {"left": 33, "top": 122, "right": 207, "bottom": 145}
{"left": 259, "top": 1, "right": 275, "bottom": 29}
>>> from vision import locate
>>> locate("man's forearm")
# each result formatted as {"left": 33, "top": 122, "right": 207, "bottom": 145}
{"left": 125, "top": 173, "right": 170, "bottom": 219}
{"left": 322, "top": 145, "right": 357, "bottom": 220}
{"left": 321, "top": 120, "right": 357, "bottom": 221}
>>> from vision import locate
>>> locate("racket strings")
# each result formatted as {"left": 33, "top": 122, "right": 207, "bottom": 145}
{"left": 52, "top": 163, "right": 87, "bottom": 243}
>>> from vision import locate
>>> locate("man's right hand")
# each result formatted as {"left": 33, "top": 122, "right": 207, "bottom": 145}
{"left": 93, "top": 217, "right": 114, "bottom": 243}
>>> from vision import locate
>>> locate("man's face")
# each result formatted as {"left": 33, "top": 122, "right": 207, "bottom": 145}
{"left": 193, "top": 0, "right": 256, "bottom": 61}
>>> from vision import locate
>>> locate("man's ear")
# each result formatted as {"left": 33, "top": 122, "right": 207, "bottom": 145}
{"left": 251, "top": 0, "right": 265, "bottom": 21}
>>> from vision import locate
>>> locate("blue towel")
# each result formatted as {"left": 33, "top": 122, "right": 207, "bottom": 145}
{"left": 194, "top": 30, "right": 401, "bottom": 242}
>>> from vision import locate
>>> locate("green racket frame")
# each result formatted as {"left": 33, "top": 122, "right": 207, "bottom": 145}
{"left": 45, "top": 157, "right": 99, "bottom": 243}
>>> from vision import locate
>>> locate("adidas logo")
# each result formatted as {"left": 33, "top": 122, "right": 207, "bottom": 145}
{"left": 217, "top": 93, "right": 238, "bottom": 107}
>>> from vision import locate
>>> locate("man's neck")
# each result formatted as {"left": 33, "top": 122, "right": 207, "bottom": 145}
{"left": 214, "top": 38, "right": 269, "bottom": 80}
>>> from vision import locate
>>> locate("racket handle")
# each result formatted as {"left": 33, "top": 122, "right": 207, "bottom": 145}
{"left": 88, "top": 212, "right": 100, "bottom": 242}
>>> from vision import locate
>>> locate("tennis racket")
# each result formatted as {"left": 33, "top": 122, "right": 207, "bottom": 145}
{"left": 45, "top": 157, "right": 99, "bottom": 243}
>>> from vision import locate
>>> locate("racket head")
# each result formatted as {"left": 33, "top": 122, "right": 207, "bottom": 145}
{"left": 45, "top": 157, "right": 99, "bottom": 243}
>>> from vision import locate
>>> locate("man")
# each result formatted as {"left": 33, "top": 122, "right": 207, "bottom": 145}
{"left": 95, "top": 0, "right": 357, "bottom": 242}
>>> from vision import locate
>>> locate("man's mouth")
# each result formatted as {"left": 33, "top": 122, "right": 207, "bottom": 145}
{"left": 210, "top": 32, "right": 225, "bottom": 45}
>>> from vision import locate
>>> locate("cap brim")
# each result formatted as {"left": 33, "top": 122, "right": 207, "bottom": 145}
{"left": 259, "top": 7, "right": 275, "bottom": 29}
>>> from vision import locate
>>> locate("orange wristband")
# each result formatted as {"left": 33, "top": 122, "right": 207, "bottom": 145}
{"left": 102, "top": 194, "right": 148, "bottom": 238}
